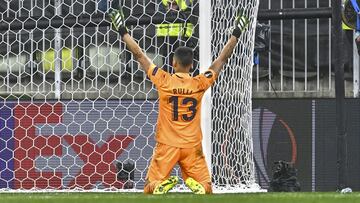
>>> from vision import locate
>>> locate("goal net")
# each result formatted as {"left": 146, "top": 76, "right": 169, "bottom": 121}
{"left": 211, "top": 0, "right": 259, "bottom": 192}
{"left": 0, "top": 0, "right": 260, "bottom": 192}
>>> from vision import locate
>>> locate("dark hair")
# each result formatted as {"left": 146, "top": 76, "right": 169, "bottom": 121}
{"left": 174, "top": 46, "right": 194, "bottom": 67}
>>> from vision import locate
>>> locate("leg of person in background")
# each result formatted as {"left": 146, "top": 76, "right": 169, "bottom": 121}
{"left": 355, "top": 31, "right": 360, "bottom": 55}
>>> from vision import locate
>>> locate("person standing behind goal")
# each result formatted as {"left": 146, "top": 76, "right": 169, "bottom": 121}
{"left": 109, "top": 5, "right": 249, "bottom": 194}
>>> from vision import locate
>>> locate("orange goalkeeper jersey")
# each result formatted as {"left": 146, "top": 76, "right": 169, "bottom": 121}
{"left": 147, "top": 65, "right": 217, "bottom": 148}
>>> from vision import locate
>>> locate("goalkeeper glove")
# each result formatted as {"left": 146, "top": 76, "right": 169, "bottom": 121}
{"left": 109, "top": 7, "right": 128, "bottom": 37}
{"left": 232, "top": 8, "right": 250, "bottom": 38}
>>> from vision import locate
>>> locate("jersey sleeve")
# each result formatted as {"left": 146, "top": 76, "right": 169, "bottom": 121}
{"left": 196, "top": 69, "right": 217, "bottom": 91}
{"left": 147, "top": 64, "right": 170, "bottom": 88}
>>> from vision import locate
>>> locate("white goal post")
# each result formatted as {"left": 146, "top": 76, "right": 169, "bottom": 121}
{"left": 0, "top": 0, "right": 261, "bottom": 193}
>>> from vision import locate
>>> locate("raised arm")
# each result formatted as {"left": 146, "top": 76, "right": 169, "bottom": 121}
{"left": 209, "top": 36, "right": 238, "bottom": 75}
{"left": 209, "top": 9, "right": 250, "bottom": 76}
{"left": 109, "top": 8, "right": 153, "bottom": 73}
{"left": 121, "top": 34, "right": 153, "bottom": 73}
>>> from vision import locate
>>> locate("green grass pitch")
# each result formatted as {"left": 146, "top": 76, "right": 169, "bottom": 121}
{"left": 1, "top": 192, "right": 359, "bottom": 203}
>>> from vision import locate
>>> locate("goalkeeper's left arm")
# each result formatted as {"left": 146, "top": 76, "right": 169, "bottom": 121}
{"left": 209, "top": 8, "right": 250, "bottom": 75}
{"left": 109, "top": 7, "right": 154, "bottom": 73}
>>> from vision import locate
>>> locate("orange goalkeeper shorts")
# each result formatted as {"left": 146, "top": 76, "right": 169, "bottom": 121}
{"left": 143, "top": 142, "right": 212, "bottom": 194}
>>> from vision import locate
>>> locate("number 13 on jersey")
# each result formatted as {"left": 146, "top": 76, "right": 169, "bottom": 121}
{"left": 169, "top": 96, "right": 198, "bottom": 121}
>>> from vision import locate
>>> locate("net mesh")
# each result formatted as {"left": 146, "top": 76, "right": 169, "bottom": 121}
{"left": 0, "top": 0, "right": 260, "bottom": 192}
{"left": 211, "top": 0, "right": 259, "bottom": 191}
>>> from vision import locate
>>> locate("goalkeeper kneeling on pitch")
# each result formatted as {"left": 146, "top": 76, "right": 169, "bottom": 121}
{"left": 109, "top": 5, "right": 249, "bottom": 194}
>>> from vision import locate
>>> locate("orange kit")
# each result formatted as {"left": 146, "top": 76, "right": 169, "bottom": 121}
{"left": 143, "top": 65, "right": 216, "bottom": 194}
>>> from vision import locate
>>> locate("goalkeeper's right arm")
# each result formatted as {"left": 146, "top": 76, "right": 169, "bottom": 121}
{"left": 209, "top": 9, "right": 249, "bottom": 76}
{"left": 109, "top": 8, "right": 153, "bottom": 73}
